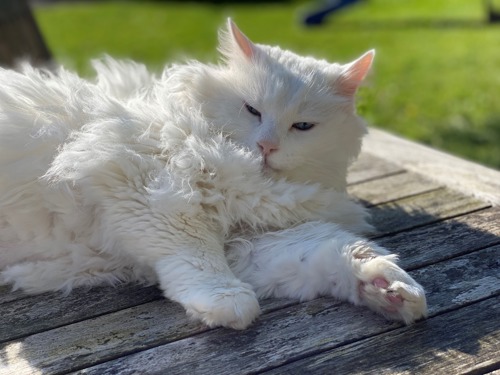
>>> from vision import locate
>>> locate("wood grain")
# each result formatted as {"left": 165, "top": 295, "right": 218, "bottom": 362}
{"left": 347, "top": 153, "right": 403, "bottom": 185}
{"left": 378, "top": 207, "right": 500, "bottom": 270}
{"left": 348, "top": 171, "right": 441, "bottom": 207}
{"left": 0, "top": 285, "right": 162, "bottom": 343}
{"left": 363, "top": 128, "right": 500, "bottom": 206}
{"left": 267, "top": 296, "right": 500, "bottom": 375}
{"left": 0, "top": 299, "right": 299, "bottom": 375}
{"left": 61, "top": 246, "right": 499, "bottom": 375}
{"left": 0, "top": 286, "right": 29, "bottom": 305}
{"left": 368, "top": 188, "right": 489, "bottom": 235}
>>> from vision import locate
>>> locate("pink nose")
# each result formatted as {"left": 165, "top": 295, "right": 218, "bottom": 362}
{"left": 257, "top": 140, "right": 279, "bottom": 156}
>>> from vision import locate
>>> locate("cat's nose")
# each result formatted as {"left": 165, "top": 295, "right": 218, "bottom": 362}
{"left": 257, "top": 140, "right": 279, "bottom": 156}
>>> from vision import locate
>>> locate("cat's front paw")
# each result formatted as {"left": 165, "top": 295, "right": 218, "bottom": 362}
{"left": 184, "top": 285, "right": 261, "bottom": 330}
{"left": 358, "top": 256, "right": 427, "bottom": 324}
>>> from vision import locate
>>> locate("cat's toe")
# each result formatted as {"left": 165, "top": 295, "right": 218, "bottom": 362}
{"left": 185, "top": 285, "right": 261, "bottom": 330}
{"left": 358, "top": 257, "right": 427, "bottom": 324}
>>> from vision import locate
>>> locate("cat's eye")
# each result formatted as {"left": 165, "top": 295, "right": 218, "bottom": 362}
{"left": 292, "top": 122, "right": 315, "bottom": 131}
{"left": 245, "top": 103, "right": 261, "bottom": 118}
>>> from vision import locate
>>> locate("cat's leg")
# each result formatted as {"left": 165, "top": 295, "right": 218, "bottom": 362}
{"left": 155, "top": 250, "right": 260, "bottom": 330}
{"left": 114, "top": 215, "right": 260, "bottom": 330}
{"left": 227, "top": 222, "right": 427, "bottom": 324}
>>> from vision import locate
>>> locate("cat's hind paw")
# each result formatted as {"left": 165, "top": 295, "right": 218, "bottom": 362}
{"left": 358, "top": 256, "right": 427, "bottom": 324}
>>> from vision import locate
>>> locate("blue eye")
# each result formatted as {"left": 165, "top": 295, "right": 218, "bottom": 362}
{"left": 292, "top": 122, "right": 315, "bottom": 131}
{"left": 245, "top": 103, "right": 262, "bottom": 118}
{"left": 245, "top": 103, "right": 261, "bottom": 118}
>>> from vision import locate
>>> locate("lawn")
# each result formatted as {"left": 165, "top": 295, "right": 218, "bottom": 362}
{"left": 33, "top": 0, "right": 500, "bottom": 169}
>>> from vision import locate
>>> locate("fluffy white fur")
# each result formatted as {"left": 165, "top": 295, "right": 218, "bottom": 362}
{"left": 0, "top": 20, "right": 426, "bottom": 329}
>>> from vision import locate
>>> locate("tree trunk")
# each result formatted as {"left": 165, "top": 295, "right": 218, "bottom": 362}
{"left": 0, "top": 0, "right": 52, "bottom": 67}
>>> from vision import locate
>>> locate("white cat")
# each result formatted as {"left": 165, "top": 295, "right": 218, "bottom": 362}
{"left": 0, "top": 20, "right": 426, "bottom": 329}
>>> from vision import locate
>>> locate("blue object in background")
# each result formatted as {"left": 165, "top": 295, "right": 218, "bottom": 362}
{"left": 304, "top": 0, "right": 363, "bottom": 26}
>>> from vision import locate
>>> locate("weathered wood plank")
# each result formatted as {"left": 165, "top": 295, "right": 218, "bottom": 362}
{"left": 267, "top": 296, "right": 500, "bottom": 375}
{"left": 38, "top": 246, "right": 496, "bottom": 375}
{"left": 347, "top": 153, "right": 404, "bottom": 185}
{"left": 0, "top": 285, "right": 29, "bottom": 305}
{"left": 363, "top": 128, "right": 500, "bottom": 206}
{"left": 379, "top": 207, "right": 500, "bottom": 270}
{"left": 0, "top": 285, "right": 163, "bottom": 343}
{"left": 0, "top": 298, "right": 299, "bottom": 375}
{"left": 414, "top": 244, "right": 499, "bottom": 315}
{"left": 368, "top": 188, "right": 490, "bottom": 236}
{"left": 347, "top": 171, "right": 441, "bottom": 207}
{"left": 4, "top": 297, "right": 395, "bottom": 375}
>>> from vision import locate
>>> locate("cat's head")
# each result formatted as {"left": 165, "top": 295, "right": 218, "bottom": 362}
{"left": 196, "top": 19, "right": 374, "bottom": 191}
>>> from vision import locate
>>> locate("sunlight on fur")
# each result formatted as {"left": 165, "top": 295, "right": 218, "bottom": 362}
{"left": 0, "top": 19, "right": 426, "bottom": 329}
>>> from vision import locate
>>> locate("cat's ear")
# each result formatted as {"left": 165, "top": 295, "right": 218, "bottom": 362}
{"left": 219, "top": 18, "right": 257, "bottom": 61}
{"left": 228, "top": 19, "right": 256, "bottom": 59}
{"left": 335, "top": 50, "right": 375, "bottom": 97}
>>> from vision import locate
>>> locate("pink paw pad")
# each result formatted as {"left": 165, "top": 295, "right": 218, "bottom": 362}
{"left": 372, "top": 277, "right": 389, "bottom": 288}
{"left": 372, "top": 277, "right": 404, "bottom": 312}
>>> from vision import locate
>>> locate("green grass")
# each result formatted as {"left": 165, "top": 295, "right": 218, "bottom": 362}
{"left": 34, "top": 0, "right": 500, "bottom": 169}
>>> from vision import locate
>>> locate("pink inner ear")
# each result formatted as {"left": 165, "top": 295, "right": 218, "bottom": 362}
{"left": 337, "top": 50, "right": 375, "bottom": 97}
{"left": 228, "top": 19, "right": 255, "bottom": 60}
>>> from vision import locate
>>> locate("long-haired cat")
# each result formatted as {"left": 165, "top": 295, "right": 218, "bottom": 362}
{"left": 0, "top": 20, "right": 426, "bottom": 329}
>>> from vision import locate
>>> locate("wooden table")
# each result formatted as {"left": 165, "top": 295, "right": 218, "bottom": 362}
{"left": 1, "top": 129, "right": 499, "bottom": 375}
